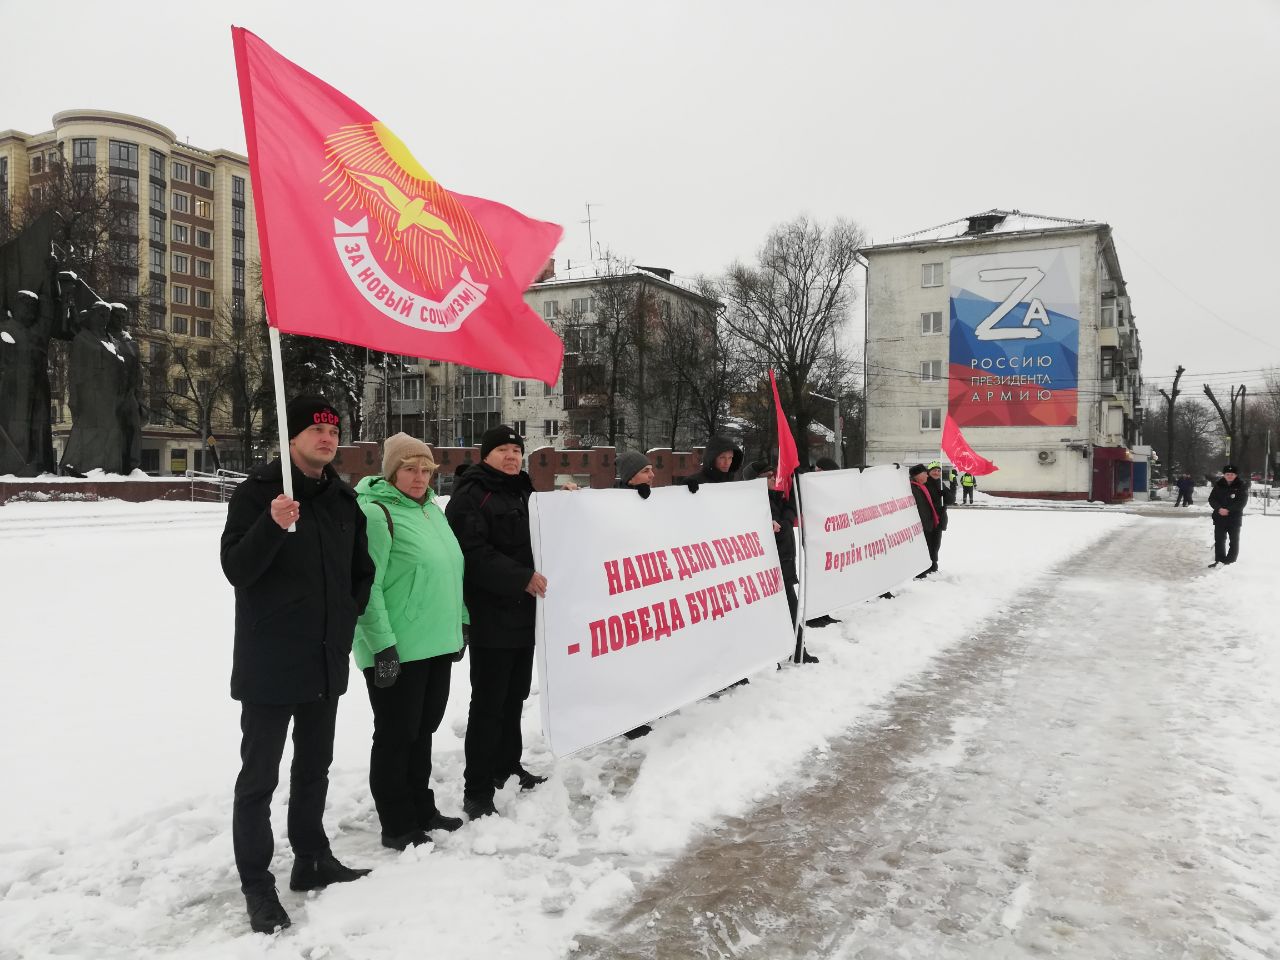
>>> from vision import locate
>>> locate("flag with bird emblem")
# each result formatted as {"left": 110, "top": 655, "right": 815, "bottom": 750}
{"left": 231, "top": 27, "right": 564, "bottom": 383}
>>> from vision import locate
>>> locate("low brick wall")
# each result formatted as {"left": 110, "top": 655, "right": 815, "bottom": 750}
{"left": 0, "top": 480, "right": 197, "bottom": 505}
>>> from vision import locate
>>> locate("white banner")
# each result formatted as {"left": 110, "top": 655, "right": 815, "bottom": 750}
{"left": 530, "top": 480, "right": 795, "bottom": 757}
{"left": 798, "top": 465, "right": 931, "bottom": 617}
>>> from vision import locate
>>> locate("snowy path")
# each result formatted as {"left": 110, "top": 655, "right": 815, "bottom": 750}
{"left": 576, "top": 517, "right": 1280, "bottom": 959}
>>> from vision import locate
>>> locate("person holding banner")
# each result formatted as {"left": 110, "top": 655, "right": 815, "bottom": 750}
{"left": 745, "top": 460, "right": 819, "bottom": 664}
{"left": 220, "top": 396, "right": 376, "bottom": 935}
{"left": 353, "top": 434, "right": 467, "bottom": 851}
{"left": 686, "top": 436, "right": 743, "bottom": 488}
{"left": 615, "top": 450, "right": 655, "bottom": 496}
{"left": 925, "top": 461, "right": 950, "bottom": 570}
{"left": 445, "top": 425, "right": 549, "bottom": 820}
{"left": 909, "top": 464, "right": 942, "bottom": 578}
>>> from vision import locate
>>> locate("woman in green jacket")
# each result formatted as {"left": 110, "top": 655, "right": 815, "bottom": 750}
{"left": 355, "top": 433, "right": 467, "bottom": 850}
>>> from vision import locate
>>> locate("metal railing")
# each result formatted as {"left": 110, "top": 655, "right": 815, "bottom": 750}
{"left": 186, "top": 468, "right": 248, "bottom": 503}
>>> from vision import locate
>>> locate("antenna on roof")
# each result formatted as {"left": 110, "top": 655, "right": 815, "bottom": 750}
{"left": 582, "top": 202, "right": 599, "bottom": 264}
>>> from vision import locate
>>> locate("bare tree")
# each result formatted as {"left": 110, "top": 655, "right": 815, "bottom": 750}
{"left": 721, "top": 216, "right": 866, "bottom": 465}
{"left": 1157, "top": 365, "right": 1185, "bottom": 477}
{"left": 1203, "top": 383, "right": 1250, "bottom": 475}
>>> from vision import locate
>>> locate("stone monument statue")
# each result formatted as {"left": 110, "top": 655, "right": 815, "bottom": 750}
{"left": 0, "top": 210, "right": 75, "bottom": 475}
{"left": 60, "top": 302, "right": 127, "bottom": 476}
{"left": 108, "top": 302, "right": 146, "bottom": 474}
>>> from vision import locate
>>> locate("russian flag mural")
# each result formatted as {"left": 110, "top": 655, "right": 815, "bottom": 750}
{"left": 948, "top": 247, "right": 1079, "bottom": 427}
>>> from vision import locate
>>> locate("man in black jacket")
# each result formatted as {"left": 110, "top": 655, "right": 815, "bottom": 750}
{"left": 220, "top": 396, "right": 376, "bottom": 934}
{"left": 688, "top": 436, "right": 742, "bottom": 487}
{"left": 446, "top": 426, "right": 548, "bottom": 820}
{"left": 910, "top": 464, "right": 941, "bottom": 578}
{"left": 1208, "top": 464, "right": 1248, "bottom": 566}
{"left": 924, "top": 461, "right": 949, "bottom": 573}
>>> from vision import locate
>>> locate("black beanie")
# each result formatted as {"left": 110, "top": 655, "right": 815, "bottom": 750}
{"left": 1222, "top": 464, "right": 1238, "bottom": 474}
{"left": 480, "top": 425, "right": 525, "bottom": 459}
{"left": 908, "top": 463, "right": 928, "bottom": 478}
{"left": 286, "top": 395, "right": 341, "bottom": 440}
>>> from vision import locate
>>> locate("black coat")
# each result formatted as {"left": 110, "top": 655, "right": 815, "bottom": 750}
{"left": 1208, "top": 477, "right": 1248, "bottom": 523}
{"left": 925, "top": 476, "right": 950, "bottom": 530}
{"left": 688, "top": 436, "right": 743, "bottom": 486}
{"left": 911, "top": 479, "right": 939, "bottom": 535}
{"left": 445, "top": 463, "right": 537, "bottom": 648}
{"left": 220, "top": 458, "right": 374, "bottom": 705}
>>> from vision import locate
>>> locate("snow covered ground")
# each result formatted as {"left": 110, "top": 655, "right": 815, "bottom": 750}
{"left": 0, "top": 499, "right": 1274, "bottom": 959}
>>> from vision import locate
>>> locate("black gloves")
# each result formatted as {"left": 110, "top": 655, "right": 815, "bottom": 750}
{"left": 373, "top": 645, "right": 401, "bottom": 688}
{"left": 635, "top": 483, "right": 652, "bottom": 500}
{"left": 687, "top": 480, "right": 700, "bottom": 494}
{"left": 454, "top": 624, "right": 469, "bottom": 662}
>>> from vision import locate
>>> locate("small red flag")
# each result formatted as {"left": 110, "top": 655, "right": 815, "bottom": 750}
{"left": 769, "top": 370, "right": 801, "bottom": 499}
{"left": 942, "top": 413, "right": 999, "bottom": 476}
{"left": 231, "top": 28, "right": 564, "bottom": 383}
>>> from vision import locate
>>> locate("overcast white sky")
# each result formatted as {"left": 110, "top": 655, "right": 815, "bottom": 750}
{"left": 5, "top": 0, "right": 1278, "bottom": 390}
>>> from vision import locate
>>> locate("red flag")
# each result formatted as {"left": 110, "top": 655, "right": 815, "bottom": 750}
{"left": 769, "top": 370, "right": 801, "bottom": 499}
{"left": 231, "top": 28, "right": 564, "bottom": 383}
{"left": 942, "top": 413, "right": 999, "bottom": 476}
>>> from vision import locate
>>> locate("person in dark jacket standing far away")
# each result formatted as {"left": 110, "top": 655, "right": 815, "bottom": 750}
{"left": 1207, "top": 464, "right": 1248, "bottom": 567}
{"left": 220, "top": 396, "right": 376, "bottom": 935}
{"left": 924, "top": 461, "right": 949, "bottom": 573}
{"left": 909, "top": 464, "right": 941, "bottom": 579}
{"left": 446, "top": 425, "right": 549, "bottom": 821}
{"left": 354, "top": 433, "right": 467, "bottom": 851}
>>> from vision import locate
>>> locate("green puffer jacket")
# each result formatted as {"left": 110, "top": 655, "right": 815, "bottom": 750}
{"left": 353, "top": 475, "right": 467, "bottom": 669}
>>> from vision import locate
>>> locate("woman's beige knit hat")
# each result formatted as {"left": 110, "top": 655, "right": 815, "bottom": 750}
{"left": 382, "top": 432, "right": 436, "bottom": 480}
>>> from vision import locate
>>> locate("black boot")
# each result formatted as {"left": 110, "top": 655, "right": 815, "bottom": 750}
{"left": 494, "top": 765, "right": 547, "bottom": 791}
{"left": 463, "top": 794, "right": 498, "bottom": 820}
{"left": 802, "top": 650, "right": 820, "bottom": 664}
{"left": 420, "top": 810, "right": 464, "bottom": 832}
{"left": 804, "top": 614, "right": 839, "bottom": 628}
{"left": 245, "top": 886, "right": 291, "bottom": 934}
{"left": 288, "top": 852, "right": 371, "bottom": 891}
{"left": 381, "top": 829, "right": 431, "bottom": 851}
{"left": 623, "top": 724, "right": 652, "bottom": 740}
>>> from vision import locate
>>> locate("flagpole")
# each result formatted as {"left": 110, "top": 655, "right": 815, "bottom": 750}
{"left": 792, "top": 476, "right": 807, "bottom": 665}
{"left": 267, "top": 321, "right": 296, "bottom": 533}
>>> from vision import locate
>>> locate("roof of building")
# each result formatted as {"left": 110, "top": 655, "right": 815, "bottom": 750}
{"left": 864, "top": 209, "right": 1108, "bottom": 251}
{"left": 530, "top": 262, "right": 719, "bottom": 305}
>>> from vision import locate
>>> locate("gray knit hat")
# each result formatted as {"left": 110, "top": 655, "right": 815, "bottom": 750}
{"left": 616, "top": 451, "right": 652, "bottom": 485}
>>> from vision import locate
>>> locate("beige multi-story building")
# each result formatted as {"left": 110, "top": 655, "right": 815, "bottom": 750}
{"left": 862, "top": 210, "right": 1148, "bottom": 502}
{"left": 371, "top": 263, "right": 719, "bottom": 468}
{"left": 1, "top": 110, "right": 260, "bottom": 474}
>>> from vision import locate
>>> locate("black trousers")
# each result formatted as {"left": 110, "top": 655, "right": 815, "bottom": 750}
{"left": 233, "top": 698, "right": 338, "bottom": 894}
{"left": 1213, "top": 518, "right": 1241, "bottom": 563}
{"left": 464, "top": 644, "right": 534, "bottom": 802}
{"left": 363, "top": 654, "right": 453, "bottom": 836}
{"left": 925, "top": 529, "right": 943, "bottom": 569}
{"left": 962, "top": 488, "right": 974, "bottom": 504}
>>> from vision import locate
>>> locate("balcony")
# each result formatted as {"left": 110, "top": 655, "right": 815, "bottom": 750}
{"left": 1097, "top": 325, "right": 1119, "bottom": 349}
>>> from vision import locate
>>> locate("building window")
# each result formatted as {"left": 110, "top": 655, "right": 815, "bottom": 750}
{"left": 232, "top": 175, "right": 245, "bottom": 201}
{"left": 919, "top": 407, "right": 942, "bottom": 430}
{"left": 150, "top": 249, "right": 164, "bottom": 273}
{"left": 108, "top": 140, "right": 139, "bottom": 171}
{"left": 171, "top": 222, "right": 189, "bottom": 244}
{"left": 193, "top": 198, "right": 211, "bottom": 219}
{"left": 196, "top": 320, "right": 212, "bottom": 339}
{"left": 921, "top": 311, "right": 943, "bottom": 335}
{"left": 150, "top": 215, "right": 164, "bottom": 241}
{"left": 194, "top": 168, "right": 213, "bottom": 189}
{"left": 512, "top": 419, "right": 527, "bottom": 437}
{"left": 109, "top": 175, "right": 139, "bottom": 201}
{"left": 232, "top": 264, "right": 244, "bottom": 288}
{"left": 149, "top": 313, "right": 165, "bottom": 331}
{"left": 512, "top": 380, "right": 527, "bottom": 398}
{"left": 118, "top": 274, "right": 139, "bottom": 297}
{"left": 172, "top": 285, "right": 190, "bottom": 305}
{"left": 195, "top": 259, "right": 212, "bottom": 279}
{"left": 171, "top": 161, "right": 189, "bottom": 182}
{"left": 30, "top": 154, "right": 44, "bottom": 175}
{"left": 1101, "top": 304, "right": 1116, "bottom": 328}
{"left": 150, "top": 150, "right": 166, "bottom": 177}
{"left": 232, "top": 236, "right": 245, "bottom": 260}
{"left": 919, "top": 360, "right": 943, "bottom": 382}
{"left": 172, "top": 377, "right": 190, "bottom": 397}
{"left": 571, "top": 297, "right": 591, "bottom": 315}
{"left": 195, "top": 229, "right": 212, "bottom": 249}
{"left": 542, "top": 300, "right": 558, "bottom": 319}
{"left": 195, "top": 289, "right": 212, "bottom": 309}
{"left": 172, "top": 253, "right": 189, "bottom": 274}
{"left": 73, "top": 138, "right": 97, "bottom": 168}
{"left": 543, "top": 419, "right": 560, "bottom": 437}
{"left": 565, "top": 325, "right": 597, "bottom": 354}
{"left": 231, "top": 295, "right": 245, "bottom": 320}
{"left": 232, "top": 207, "right": 244, "bottom": 231}
{"left": 197, "top": 380, "right": 210, "bottom": 400}
{"left": 150, "top": 185, "right": 165, "bottom": 213}
{"left": 172, "top": 192, "right": 190, "bottom": 214}
{"left": 922, "top": 262, "right": 943, "bottom": 287}
{"left": 172, "top": 315, "right": 189, "bottom": 335}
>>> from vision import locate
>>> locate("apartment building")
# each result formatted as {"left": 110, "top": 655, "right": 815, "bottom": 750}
{"left": 1, "top": 110, "right": 260, "bottom": 474}
{"left": 862, "top": 210, "right": 1147, "bottom": 502}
